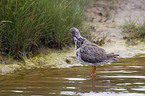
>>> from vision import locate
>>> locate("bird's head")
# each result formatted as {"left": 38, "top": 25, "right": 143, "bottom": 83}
{"left": 70, "top": 27, "right": 81, "bottom": 39}
{"left": 70, "top": 27, "right": 86, "bottom": 49}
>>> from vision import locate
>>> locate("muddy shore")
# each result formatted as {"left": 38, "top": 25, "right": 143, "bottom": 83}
{"left": 0, "top": 0, "right": 145, "bottom": 75}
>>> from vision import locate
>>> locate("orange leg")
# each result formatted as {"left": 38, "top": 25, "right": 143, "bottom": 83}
{"left": 92, "top": 66, "right": 96, "bottom": 76}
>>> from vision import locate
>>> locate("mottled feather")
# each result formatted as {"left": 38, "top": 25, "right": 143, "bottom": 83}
{"left": 80, "top": 43, "right": 107, "bottom": 63}
{"left": 70, "top": 27, "right": 119, "bottom": 66}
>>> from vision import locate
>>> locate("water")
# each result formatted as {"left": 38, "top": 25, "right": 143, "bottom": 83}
{"left": 0, "top": 55, "right": 145, "bottom": 96}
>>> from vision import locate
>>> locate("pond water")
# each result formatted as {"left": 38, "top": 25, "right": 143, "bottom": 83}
{"left": 0, "top": 55, "right": 145, "bottom": 96}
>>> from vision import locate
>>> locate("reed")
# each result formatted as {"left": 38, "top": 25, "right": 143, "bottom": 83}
{"left": 0, "top": 0, "right": 89, "bottom": 58}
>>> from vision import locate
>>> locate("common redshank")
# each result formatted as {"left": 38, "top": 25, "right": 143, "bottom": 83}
{"left": 70, "top": 27, "right": 119, "bottom": 76}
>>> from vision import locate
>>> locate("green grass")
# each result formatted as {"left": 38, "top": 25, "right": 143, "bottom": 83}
{"left": 122, "top": 19, "right": 145, "bottom": 41}
{"left": 0, "top": 0, "right": 90, "bottom": 58}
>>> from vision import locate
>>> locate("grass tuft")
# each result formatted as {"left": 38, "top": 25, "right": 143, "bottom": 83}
{"left": 122, "top": 19, "right": 145, "bottom": 41}
{"left": 0, "top": 0, "right": 90, "bottom": 59}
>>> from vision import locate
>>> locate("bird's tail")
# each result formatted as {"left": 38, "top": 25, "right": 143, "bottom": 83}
{"left": 107, "top": 54, "right": 119, "bottom": 61}
{"left": 112, "top": 54, "right": 119, "bottom": 61}
{"left": 112, "top": 54, "right": 119, "bottom": 56}
{"left": 112, "top": 54, "right": 119, "bottom": 58}
{"left": 112, "top": 58, "right": 118, "bottom": 61}
{"left": 107, "top": 54, "right": 119, "bottom": 58}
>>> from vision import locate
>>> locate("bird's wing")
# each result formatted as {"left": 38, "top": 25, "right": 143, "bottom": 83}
{"left": 80, "top": 44, "right": 107, "bottom": 63}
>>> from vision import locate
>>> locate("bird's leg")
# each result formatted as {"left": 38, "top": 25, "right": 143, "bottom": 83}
{"left": 92, "top": 66, "right": 96, "bottom": 76}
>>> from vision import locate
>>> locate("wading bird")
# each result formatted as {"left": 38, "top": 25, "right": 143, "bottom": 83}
{"left": 70, "top": 27, "right": 119, "bottom": 76}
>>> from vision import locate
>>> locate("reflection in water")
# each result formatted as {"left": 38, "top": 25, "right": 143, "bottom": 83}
{"left": 127, "top": 66, "right": 142, "bottom": 68}
{"left": 64, "top": 78, "right": 87, "bottom": 81}
{"left": 132, "top": 86, "right": 145, "bottom": 91}
{"left": 76, "top": 92, "right": 145, "bottom": 96}
{"left": 116, "top": 83, "right": 131, "bottom": 86}
{"left": 12, "top": 90, "right": 23, "bottom": 93}
{"left": 60, "top": 91, "right": 76, "bottom": 95}
{"left": 66, "top": 87, "right": 76, "bottom": 89}
{"left": 0, "top": 56, "right": 145, "bottom": 95}
{"left": 92, "top": 75, "right": 96, "bottom": 87}
{"left": 101, "top": 76, "right": 145, "bottom": 79}
{"left": 134, "top": 82, "right": 144, "bottom": 85}
{"left": 98, "top": 70, "right": 138, "bottom": 73}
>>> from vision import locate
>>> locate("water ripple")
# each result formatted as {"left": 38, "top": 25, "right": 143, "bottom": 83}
{"left": 127, "top": 66, "right": 142, "bottom": 68}
{"left": 64, "top": 78, "right": 86, "bottom": 81}
{"left": 102, "top": 76, "right": 145, "bottom": 79}
{"left": 98, "top": 70, "right": 137, "bottom": 73}
{"left": 132, "top": 86, "right": 145, "bottom": 91}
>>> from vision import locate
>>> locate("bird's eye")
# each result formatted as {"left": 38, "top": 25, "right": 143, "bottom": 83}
{"left": 74, "top": 37, "right": 77, "bottom": 42}
{"left": 81, "top": 41, "right": 83, "bottom": 44}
